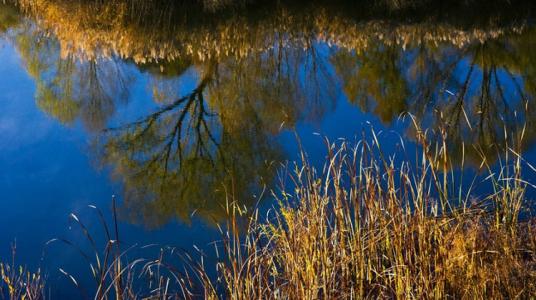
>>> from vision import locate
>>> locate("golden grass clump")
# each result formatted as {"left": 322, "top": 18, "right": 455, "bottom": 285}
{"left": 207, "top": 126, "right": 536, "bottom": 299}
{"left": 0, "top": 124, "right": 535, "bottom": 299}
{"left": 0, "top": 244, "right": 46, "bottom": 300}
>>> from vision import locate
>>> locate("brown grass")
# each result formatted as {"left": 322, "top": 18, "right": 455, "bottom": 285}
{"left": 0, "top": 244, "right": 46, "bottom": 300}
{"left": 200, "top": 121, "right": 536, "bottom": 299}
{"left": 1, "top": 121, "right": 536, "bottom": 299}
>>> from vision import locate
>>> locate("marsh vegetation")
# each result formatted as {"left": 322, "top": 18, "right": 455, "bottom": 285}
{"left": 0, "top": 0, "right": 536, "bottom": 298}
{"left": 3, "top": 128, "right": 536, "bottom": 299}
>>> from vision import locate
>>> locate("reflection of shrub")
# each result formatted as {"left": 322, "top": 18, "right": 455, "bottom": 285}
{"left": 12, "top": 0, "right": 531, "bottom": 65}
{"left": 0, "top": 4, "right": 19, "bottom": 34}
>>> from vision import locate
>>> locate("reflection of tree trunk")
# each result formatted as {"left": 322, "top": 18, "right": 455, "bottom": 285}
{"left": 85, "top": 61, "right": 113, "bottom": 130}
{"left": 406, "top": 41, "right": 532, "bottom": 166}
{"left": 478, "top": 66, "right": 491, "bottom": 144}
{"left": 445, "top": 56, "right": 475, "bottom": 130}
{"left": 506, "top": 68, "right": 529, "bottom": 104}
{"left": 410, "top": 47, "right": 466, "bottom": 120}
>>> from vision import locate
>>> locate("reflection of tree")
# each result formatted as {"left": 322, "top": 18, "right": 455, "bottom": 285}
{"left": 101, "top": 46, "right": 337, "bottom": 227}
{"left": 331, "top": 45, "right": 408, "bottom": 123}
{"left": 102, "top": 65, "right": 282, "bottom": 227}
{"left": 4, "top": 1, "right": 340, "bottom": 227}
{"left": 0, "top": 4, "right": 20, "bottom": 34}
{"left": 6, "top": 0, "right": 536, "bottom": 226}
{"left": 11, "top": 23, "right": 130, "bottom": 131}
{"left": 410, "top": 36, "right": 536, "bottom": 165}
{"left": 36, "top": 58, "right": 128, "bottom": 131}
{"left": 207, "top": 46, "right": 338, "bottom": 128}
{"left": 332, "top": 28, "right": 536, "bottom": 166}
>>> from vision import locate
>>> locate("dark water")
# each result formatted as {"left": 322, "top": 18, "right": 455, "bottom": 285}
{"left": 1, "top": 0, "right": 536, "bottom": 297}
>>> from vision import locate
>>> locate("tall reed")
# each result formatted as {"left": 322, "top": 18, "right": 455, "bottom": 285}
{"left": 202, "top": 121, "right": 536, "bottom": 299}
{"left": 0, "top": 243, "right": 46, "bottom": 300}
{"left": 1, "top": 121, "right": 535, "bottom": 299}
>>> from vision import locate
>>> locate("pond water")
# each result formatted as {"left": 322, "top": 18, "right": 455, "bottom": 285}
{"left": 1, "top": 0, "right": 536, "bottom": 297}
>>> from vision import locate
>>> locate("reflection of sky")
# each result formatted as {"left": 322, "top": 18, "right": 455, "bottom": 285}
{"left": 0, "top": 39, "right": 222, "bottom": 297}
{"left": 2, "top": 25, "right": 536, "bottom": 297}
{"left": 0, "top": 43, "right": 53, "bottom": 152}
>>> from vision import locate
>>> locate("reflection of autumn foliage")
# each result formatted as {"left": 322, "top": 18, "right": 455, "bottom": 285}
{"left": 12, "top": 0, "right": 531, "bottom": 64}
{"left": 4, "top": 0, "right": 536, "bottom": 226}
{"left": 100, "top": 47, "right": 339, "bottom": 227}
{"left": 3, "top": 3, "right": 339, "bottom": 226}
{"left": 93, "top": 40, "right": 337, "bottom": 226}
{"left": 10, "top": 20, "right": 130, "bottom": 131}
{"left": 331, "top": 28, "right": 536, "bottom": 166}
{"left": 102, "top": 66, "right": 283, "bottom": 227}
{"left": 331, "top": 47, "right": 408, "bottom": 123}
{"left": 0, "top": 4, "right": 19, "bottom": 34}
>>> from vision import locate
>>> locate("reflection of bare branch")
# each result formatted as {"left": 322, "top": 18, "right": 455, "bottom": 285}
{"left": 442, "top": 56, "right": 476, "bottom": 130}
{"left": 410, "top": 47, "right": 468, "bottom": 119}
{"left": 105, "top": 71, "right": 220, "bottom": 183}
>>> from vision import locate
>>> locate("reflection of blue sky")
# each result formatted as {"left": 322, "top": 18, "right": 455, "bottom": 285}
{"left": 2, "top": 23, "right": 536, "bottom": 296}
{"left": 0, "top": 43, "right": 54, "bottom": 152}
{"left": 279, "top": 42, "right": 414, "bottom": 168}
{"left": 0, "top": 40, "right": 223, "bottom": 297}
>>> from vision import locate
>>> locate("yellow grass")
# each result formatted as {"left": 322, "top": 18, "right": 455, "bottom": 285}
{"left": 200, "top": 123, "right": 536, "bottom": 299}
{"left": 1, "top": 123, "right": 536, "bottom": 299}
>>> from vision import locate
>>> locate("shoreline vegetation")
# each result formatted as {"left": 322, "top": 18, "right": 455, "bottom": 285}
{"left": 2, "top": 122, "right": 536, "bottom": 299}
{"left": 6, "top": 0, "right": 536, "bottom": 65}
{"left": 1, "top": 0, "right": 536, "bottom": 298}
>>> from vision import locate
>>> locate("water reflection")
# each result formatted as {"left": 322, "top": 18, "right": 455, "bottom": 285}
{"left": 333, "top": 30, "right": 536, "bottom": 165}
{"left": 0, "top": 4, "right": 19, "bottom": 34}
{"left": 5, "top": 19, "right": 131, "bottom": 130}
{"left": 2, "top": 0, "right": 536, "bottom": 227}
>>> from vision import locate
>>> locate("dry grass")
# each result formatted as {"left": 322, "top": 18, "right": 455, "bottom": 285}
{"left": 1, "top": 121, "right": 536, "bottom": 299}
{"left": 201, "top": 121, "right": 536, "bottom": 299}
{"left": 0, "top": 244, "right": 46, "bottom": 300}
